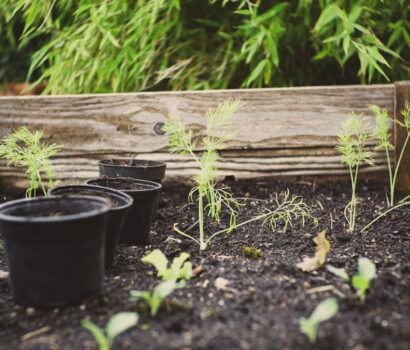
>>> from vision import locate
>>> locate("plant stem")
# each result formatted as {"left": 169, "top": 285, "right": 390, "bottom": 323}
{"left": 205, "top": 212, "right": 271, "bottom": 246}
{"left": 384, "top": 144, "right": 393, "bottom": 207}
{"left": 198, "top": 193, "right": 206, "bottom": 250}
{"left": 390, "top": 133, "right": 409, "bottom": 206}
{"left": 361, "top": 200, "right": 410, "bottom": 233}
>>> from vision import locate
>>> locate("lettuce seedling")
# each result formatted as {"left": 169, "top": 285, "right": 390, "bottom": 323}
{"left": 0, "top": 126, "right": 62, "bottom": 197}
{"left": 142, "top": 249, "right": 192, "bottom": 282}
{"left": 352, "top": 257, "right": 377, "bottom": 302}
{"left": 327, "top": 257, "right": 377, "bottom": 302}
{"left": 299, "top": 298, "right": 339, "bottom": 344}
{"left": 130, "top": 280, "right": 185, "bottom": 316}
{"left": 336, "top": 113, "right": 374, "bottom": 232}
{"left": 82, "top": 312, "right": 138, "bottom": 350}
{"left": 371, "top": 102, "right": 410, "bottom": 207}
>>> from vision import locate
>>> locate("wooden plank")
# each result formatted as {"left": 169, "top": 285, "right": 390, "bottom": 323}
{"left": 394, "top": 82, "right": 410, "bottom": 192}
{"left": 0, "top": 84, "right": 395, "bottom": 189}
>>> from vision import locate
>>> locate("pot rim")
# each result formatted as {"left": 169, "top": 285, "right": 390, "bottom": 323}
{"left": 99, "top": 158, "right": 166, "bottom": 169}
{"left": 85, "top": 177, "right": 162, "bottom": 193}
{"left": 0, "top": 195, "right": 110, "bottom": 223}
{"left": 48, "top": 184, "right": 133, "bottom": 211}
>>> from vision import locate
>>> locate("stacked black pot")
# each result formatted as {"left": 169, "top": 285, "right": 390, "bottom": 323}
{"left": 0, "top": 158, "right": 165, "bottom": 307}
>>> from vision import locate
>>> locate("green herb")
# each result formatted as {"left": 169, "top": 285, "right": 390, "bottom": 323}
{"left": 352, "top": 257, "right": 376, "bottom": 302}
{"left": 299, "top": 298, "right": 339, "bottom": 344}
{"left": 371, "top": 102, "right": 410, "bottom": 207}
{"left": 0, "top": 126, "right": 62, "bottom": 197}
{"left": 327, "top": 257, "right": 377, "bottom": 302}
{"left": 82, "top": 312, "right": 138, "bottom": 350}
{"left": 336, "top": 113, "right": 374, "bottom": 232}
{"left": 130, "top": 280, "right": 185, "bottom": 317}
{"left": 326, "top": 265, "right": 350, "bottom": 282}
{"left": 243, "top": 246, "right": 263, "bottom": 259}
{"left": 164, "top": 99, "right": 244, "bottom": 250}
{"left": 142, "top": 249, "right": 192, "bottom": 282}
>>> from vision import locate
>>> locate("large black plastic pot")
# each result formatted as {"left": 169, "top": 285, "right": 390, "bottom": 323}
{"left": 48, "top": 185, "right": 133, "bottom": 269}
{"left": 85, "top": 177, "right": 161, "bottom": 245}
{"left": 0, "top": 196, "right": 110, "bottom": 307}
{"left": 99, "top": 159, "right": 166, "bottom": 183}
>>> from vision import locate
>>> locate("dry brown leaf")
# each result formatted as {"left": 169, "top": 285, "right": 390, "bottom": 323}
{"left": 297, "top": 230, "right": 330, "bottom": 272}
{"left": 215, "top": 277, "right": 230, "bottom": 290}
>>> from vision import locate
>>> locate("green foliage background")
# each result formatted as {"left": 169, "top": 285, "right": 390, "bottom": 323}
{"left": 0, "top": 0, "right": 409, "bottom": 93}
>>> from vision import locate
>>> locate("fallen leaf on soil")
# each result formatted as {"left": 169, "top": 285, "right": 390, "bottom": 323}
{"left": 297, "top": 230, "right": 330, "bottom": 272}
{"left": 215, "top": 277, "right": 230, "bottom": 290}
{"left": 0, "top": 269, "right": 9, "bottom": 279}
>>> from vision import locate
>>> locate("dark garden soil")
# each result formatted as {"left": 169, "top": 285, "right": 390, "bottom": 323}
{"left": 0, "top": 178, "right": 409, "bottom": 350}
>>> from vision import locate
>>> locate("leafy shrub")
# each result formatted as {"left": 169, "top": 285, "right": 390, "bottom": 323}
{"left": 1, "top": 1, "right": 408, "bottom": 92}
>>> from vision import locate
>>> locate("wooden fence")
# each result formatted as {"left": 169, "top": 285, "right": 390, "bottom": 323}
{"left": 0, "top": 82, "right": 409, "bottom": 192}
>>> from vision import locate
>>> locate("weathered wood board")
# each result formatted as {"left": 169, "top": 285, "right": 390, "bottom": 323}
{"left": 0, "top": 84, "right": 399, "bottom": 189}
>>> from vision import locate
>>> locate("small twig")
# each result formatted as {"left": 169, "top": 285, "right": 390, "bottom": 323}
{"left": 306, "top": 285, "right": 345, "bottom": 298}
{"left": 21, "top": 326, "right": 51, "bottom": 342}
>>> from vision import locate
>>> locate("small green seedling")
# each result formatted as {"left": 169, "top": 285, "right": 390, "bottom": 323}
{"left": 299, "top": 298, "right": 339, "bottom": 344}
{"left": 327, "top": 257, "right": 377, "bottom": 302}
{"left": 336, "top": 113, "right": 374, "bottom": 232}
{"left": 0, "top": 126, "right": 62, "bottom": 197}
{"left": 371, "top": 102, "right": 410, "bottom": 207}
{"left": 243, "top": 246, "right": 263, "bottom": 259}
{"left": 130, "top": 280, "right": 185, "bottom": 316}
{"left": 82, "top": 312, "right": 138, "bottom": 350}
{"left": 352, "top": 257, "right": 377, "bottom": 302}
{"left": 163, "top": 99, "right": 244, "bottom": 250}
{"left": 142, "top": 249, "right": 192, "bottom": 282}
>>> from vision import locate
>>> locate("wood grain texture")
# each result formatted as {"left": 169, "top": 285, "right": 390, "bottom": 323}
{"left": 394, "top": 82, "right": 410, "bottom": 192}
{"left": 0, "top": 84, "right": 395, "bottom": 189}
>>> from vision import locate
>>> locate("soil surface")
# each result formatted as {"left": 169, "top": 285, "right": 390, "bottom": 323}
{"left": 0, "top": 179, "right": 409, "bottom": 350}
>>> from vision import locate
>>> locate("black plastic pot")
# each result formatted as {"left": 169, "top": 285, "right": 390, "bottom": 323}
{"left": 99, "top": 159, "right": 166, "bottom": 217}
{"left": 0, "top": 196, "right": 110, "bottom": 307}
{"left": 99, "top": 159, "right": 166, "bottom": 183}
{"left": 48, "top": 185, "right": 133, "bottom": 269}
{"left": 85, "top": 177, "right": 161, "bottom": 245}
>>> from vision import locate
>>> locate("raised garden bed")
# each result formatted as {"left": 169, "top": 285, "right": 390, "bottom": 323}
{"left": 0, "top": 83, "right": 409, "bottom": 349}
{"left": 0, "top": 178, "right": 409, "bottom": 349}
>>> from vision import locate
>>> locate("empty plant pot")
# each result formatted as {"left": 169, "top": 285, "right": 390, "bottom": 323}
{"left": 48, "top": 185, "right": 133, "bottom": 269}
{"left": 99, "top": 159, "right": 166, "bottom": 217}
{"left": 85, "top": 177, "right": 161, "bottom": 245}
{"left": 99, "top": 159, "right": 166, "bottom": 183}
{"left": 0, "top": 196, "right": 110, "bottom": 307}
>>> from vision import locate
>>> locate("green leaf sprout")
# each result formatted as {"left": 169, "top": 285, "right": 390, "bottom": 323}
{"left": 82, "top": 312, "right": 138, "bottom": 350}
{"left": 130, "top": 280, "right": 185, "bottom": 317}
{"left": 352, "top": 257, "right": 377, "bottom": 302}
{"left": 299, "top": 297, "right": 339, "bottom": 344}
{"left": 0, "top": 126, "right": 62, "bottom": 197}
{"left": 142, "top": 249, "right": 192, "bottom": 282}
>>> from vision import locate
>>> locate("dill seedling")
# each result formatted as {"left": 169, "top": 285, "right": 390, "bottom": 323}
{"left": 336, "top": 113, "right": 374, "bottom": 232}
{"left": 371, "top": 102, "right": 410, "bottom": 207}
{"left": 0, "top": 126, "right": 62, "bottom": 197}
{"left": 163, "top": 99, "right": 244, "bottom": 250}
